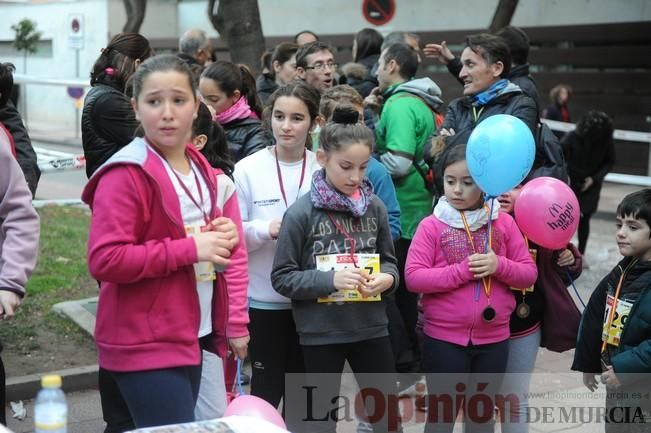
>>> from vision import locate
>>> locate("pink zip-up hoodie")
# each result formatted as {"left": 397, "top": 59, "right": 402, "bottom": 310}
{"left": 406, "top": 212, "right": 537, "bottom": 346}
{"left": 82, "top": 138, "right": 248, "bottom": 372}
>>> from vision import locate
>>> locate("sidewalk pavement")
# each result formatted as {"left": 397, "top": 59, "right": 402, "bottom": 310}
{"left": 8, "top": 139, "right": 648, "bottom": 432}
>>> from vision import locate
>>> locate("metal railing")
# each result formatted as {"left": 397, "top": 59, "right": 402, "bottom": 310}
{"left": 13, "top": 74, "right": 90, "bottom": 141}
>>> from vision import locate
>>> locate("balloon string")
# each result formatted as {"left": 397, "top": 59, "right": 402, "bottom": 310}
{"left": 236, "top": 357, "right": 245, "bottom": 396}
{"left": 565, "top": 268, "right": 586, "bottom": 309}
{"left": 475, "top": 197, "right": 495, "bottom": 302}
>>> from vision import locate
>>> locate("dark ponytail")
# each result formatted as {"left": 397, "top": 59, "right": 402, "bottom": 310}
{"left": 319, "top": 104, "right": 373, "bottom": 153}
{"left": 201, "top": 60, "right": 263, "bottom": 118}
{"left": 90, "top": 32, "right": 154, "bottom": 92}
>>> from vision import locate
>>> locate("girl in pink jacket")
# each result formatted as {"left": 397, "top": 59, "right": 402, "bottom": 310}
{"left": 82, "top": 54, "right": 248, "bottom": 430}
{"left": 405, "top": 143, "right": 537, "bottom": 433}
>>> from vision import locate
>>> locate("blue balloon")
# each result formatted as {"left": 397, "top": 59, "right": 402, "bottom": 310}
{"left": 466, "top": 114, "right": 535, "bottom": 196}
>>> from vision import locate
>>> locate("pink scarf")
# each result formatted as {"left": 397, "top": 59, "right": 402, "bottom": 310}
{"left": 214, "top": 96, "right": 258, "bottom": 125}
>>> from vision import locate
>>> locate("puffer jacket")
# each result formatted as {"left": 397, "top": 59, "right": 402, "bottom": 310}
{"left": 441, "top": 86, "right": 538, "bottom": 136}
{"left": 82, "top": 83, "right": 139, "bottom": 178}
{"left": 223, "top": 117, "right": 272, "bottom": 163}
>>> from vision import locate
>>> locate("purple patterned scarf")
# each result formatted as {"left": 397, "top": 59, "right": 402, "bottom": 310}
{"left": 310, "top": 168, "right": 374, "bottom": 217}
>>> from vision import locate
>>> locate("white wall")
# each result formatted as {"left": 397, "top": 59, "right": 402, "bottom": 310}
{"left": 107, "top": 0, "right": 178, "bottom": 39}
{"left": 178, "top": 0, "right": 651, "bottom": 37}
{"left": 1, "top": 0, "right": 109, "bottom": 128}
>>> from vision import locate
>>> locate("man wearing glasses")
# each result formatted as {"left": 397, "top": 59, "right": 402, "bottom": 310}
{"left": 295, "top": 41, "right": 337, "bottom": 94}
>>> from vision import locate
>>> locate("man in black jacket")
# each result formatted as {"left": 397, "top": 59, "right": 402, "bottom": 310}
{"left": 425, "top": 25, "right": 542, "bottom": 116}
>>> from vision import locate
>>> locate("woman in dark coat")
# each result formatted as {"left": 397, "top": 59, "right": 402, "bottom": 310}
{"left": 562, "top": 110, "right": 615, "bottom": 255}
{"left": 341, "top": 28, "right": 383, "bottom": 98}
{"left": 82, "top": 33, "right": 153, "bottom": 177}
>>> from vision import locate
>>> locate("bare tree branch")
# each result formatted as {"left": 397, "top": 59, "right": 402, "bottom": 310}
{"left": 489, "top": 0, "right": 519, "bottom": 32}
{"left": 123, "top": 0, "right": 147, "bottom": 33}
{"left": 207, "top": 0, "right": 265, "bottom": 74}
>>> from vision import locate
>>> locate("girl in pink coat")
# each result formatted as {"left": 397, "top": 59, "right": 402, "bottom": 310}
{"left": 405, "top": 143, "right": 537, "bottom": 433}
{"left": 83, "top": 54, "right": 248, "bottom": 430}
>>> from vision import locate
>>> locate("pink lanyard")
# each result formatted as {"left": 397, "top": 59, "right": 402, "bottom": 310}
{"left": 326, "top": 213, "right": 358, "bottom": 268}
{"left": 150, "top": 142, "right": 215, "bottom": 225}
{"left": 274, "top": 146, "right": 307, "bottom": 208}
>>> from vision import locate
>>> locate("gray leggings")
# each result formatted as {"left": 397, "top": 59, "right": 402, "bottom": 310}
{"left": 499, "top": 327, "right": 541, "bottom": 433}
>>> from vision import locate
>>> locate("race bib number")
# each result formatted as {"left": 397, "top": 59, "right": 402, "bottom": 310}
{"left": 186, "top": 223, "right": 216, "bottom": 283}
{"left": 511, "top": 248, "right": 537, "bottom": 293}
{"left": 602, "top": 294, "right": 633, "bottom": 347}
{"left": 316, "top": 254, "right": 381, "bottom": 303}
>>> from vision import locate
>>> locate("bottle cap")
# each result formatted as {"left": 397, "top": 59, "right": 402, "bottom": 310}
{"left": 41, "top": 375, "right": 62, "bottom": 388}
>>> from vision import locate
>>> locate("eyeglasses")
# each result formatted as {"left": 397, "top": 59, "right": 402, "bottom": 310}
{"left": 304, "top": 62, "right": 338, "bottom": 71}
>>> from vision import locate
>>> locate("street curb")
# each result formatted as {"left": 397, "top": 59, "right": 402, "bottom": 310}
{"left": 5, "top": 299, "right": 100, "bottom": 401}
{"left": 52, "top": 297, "right": 97, "bottom": 338}
{"left": 7, "top": 365, "right": 98, "bottom": 401}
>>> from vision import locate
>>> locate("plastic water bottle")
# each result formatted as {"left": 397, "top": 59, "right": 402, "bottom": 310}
{"left": 34, "top": 374, "right": 67, "bottom": 433}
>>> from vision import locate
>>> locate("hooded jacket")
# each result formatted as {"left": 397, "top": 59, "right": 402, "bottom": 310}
{"left": 0, "top": 128, "right": 39, "bottom": 298}
{"left": 405, "top": 207, "right": 537, "bottom": 346}
{"left": 375, "top": 77, "right": 443, "bottom": 239}
{"left": 82, "top": 138, "right": 249, "bottom": 372}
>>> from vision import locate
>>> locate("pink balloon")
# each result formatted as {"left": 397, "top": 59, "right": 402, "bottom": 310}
{"left": 514, "top": 177, "right": 580, "bottom": 250}
{"left": 224, "top": 395, "right": 287, "bottom": 430}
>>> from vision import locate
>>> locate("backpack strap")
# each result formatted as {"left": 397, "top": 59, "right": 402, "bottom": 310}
{"left": 392, "top": 92, "right": 437, "bottom": 190}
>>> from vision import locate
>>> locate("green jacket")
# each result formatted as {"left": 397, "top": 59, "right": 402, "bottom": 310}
{"left": 375, "top": 78, "right": 441, "bottom": 239}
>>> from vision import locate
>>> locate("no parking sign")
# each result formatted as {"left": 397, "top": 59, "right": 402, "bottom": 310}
{"left": 68, "top": 14, "right": 84, "bottom": 49}
{"left": 362, "top": 0, "right": 395, "bottom": 26}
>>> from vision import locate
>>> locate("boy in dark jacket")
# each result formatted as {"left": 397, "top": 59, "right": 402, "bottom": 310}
{"left": 572, "top": 189, "right": 651, "bottom": 432}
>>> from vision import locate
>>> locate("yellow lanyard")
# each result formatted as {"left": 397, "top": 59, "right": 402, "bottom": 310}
{"left": 601, "top": 259, "right": 638, "bottom": 353}
{"left": 460, "top": 209, "right": 492, "bottom": 301}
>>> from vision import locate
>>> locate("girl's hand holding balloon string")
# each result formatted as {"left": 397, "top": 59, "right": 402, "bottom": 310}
{"left": 468, "top": 250, "right": 498, "bottom": 279}
{"left": 556, "top": 248, "right": 576, "bottom": 267}
{"left": 228, "top": 335, "right": 250, "bottom": 360}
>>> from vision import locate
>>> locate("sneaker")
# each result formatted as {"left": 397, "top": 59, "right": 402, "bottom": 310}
{"left": 398, "top": 377, "right": 426, "bottom": 399}
{"left": 356, "top": 421, "right": 374, "bottom": 433}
